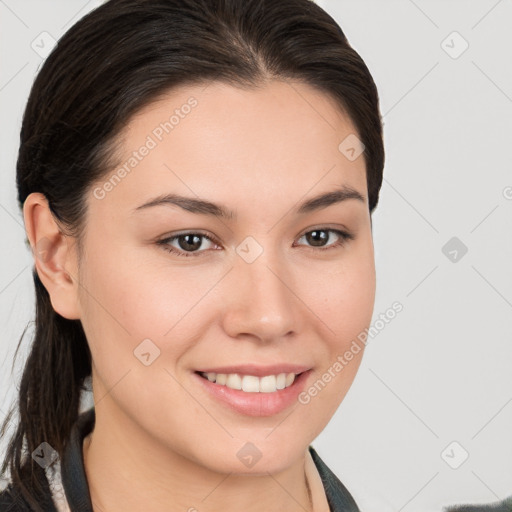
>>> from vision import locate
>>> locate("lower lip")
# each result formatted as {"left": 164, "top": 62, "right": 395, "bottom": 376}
{"left": 193, "top": 370, "right": 311, "bottom": 417}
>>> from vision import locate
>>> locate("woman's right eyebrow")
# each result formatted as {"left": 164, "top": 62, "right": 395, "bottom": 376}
{"left": 131, "top": 184, "right": 366, "bottom": 221}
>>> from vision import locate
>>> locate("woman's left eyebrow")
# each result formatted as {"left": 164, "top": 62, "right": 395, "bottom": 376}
{"left": 131, "top": 185, "right": 365, "bottom": 220}
{"left": 296, "top": 186, "right": 365, "bottom": 214}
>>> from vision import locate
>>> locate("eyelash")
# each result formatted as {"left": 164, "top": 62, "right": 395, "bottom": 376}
{"left": 156, "top": 228, "right": 354, "bottom": 258}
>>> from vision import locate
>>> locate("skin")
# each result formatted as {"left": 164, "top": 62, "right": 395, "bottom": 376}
{"left": 24, "top": 79, "right": 376, "bottom": 512}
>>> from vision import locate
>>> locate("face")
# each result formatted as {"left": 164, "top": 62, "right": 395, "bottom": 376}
{"left": 76, "top": 79, "right": 376, "bottom": 474}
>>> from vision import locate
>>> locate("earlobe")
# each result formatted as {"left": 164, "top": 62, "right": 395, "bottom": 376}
{"left": 23, "top": 192, "right": 81, "bottom": 320}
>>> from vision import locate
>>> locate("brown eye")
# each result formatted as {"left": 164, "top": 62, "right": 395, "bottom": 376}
{"left": 305, "top": 230, "right": 329, "bottom": 247}
{"left": 176, "top": 234, "right": 203, "bottom": 251}
{"left": 157, "top": 232, "right": 218, "bottom": 257}
{"left": 297, "top": 228, "right": 354, "bottom": 250}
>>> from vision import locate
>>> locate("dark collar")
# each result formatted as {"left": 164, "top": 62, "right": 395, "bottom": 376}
{"left": 61, "top": 407, "right": 360, "bottom": 512}
{"left": 308, "top": 446, "right": 360, "bottom": 511}
{"left": 60, "top": 407, "right": 95, "bottom": 512}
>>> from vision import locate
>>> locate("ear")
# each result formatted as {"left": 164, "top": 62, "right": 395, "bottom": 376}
{"left": 23, "top": 192, "right": 81, "bottom": 320}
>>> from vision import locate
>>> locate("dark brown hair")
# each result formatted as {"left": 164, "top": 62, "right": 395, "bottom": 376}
{"left": 1, "top": 0, "right": 384, "bottom": 508}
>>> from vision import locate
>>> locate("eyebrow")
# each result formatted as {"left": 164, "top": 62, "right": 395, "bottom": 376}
{"left": 132, "top": 185, "right": 365, "bottom": 220}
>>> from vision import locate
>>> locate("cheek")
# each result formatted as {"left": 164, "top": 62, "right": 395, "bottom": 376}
{"left": 308, "top": 244, "right": 376, "bottom": 347}
{"left": 296, "top": 240, "right": 375, "bottom": 413}
{"left": 77, "top": 248, "right": 209, "bottom": 414}
{"left": 295, "top": 262, "right": 374, "bottom": 426}
{"left": 78, "top": 246, "right": 227, "bottom": 364}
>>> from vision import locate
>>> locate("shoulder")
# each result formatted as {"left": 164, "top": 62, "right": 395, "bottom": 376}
{"left": 444, "top": 495, "right": 512, "bottom": 512}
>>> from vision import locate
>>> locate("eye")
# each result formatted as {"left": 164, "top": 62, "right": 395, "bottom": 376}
{"left": 295, "top": 228, "right": 354, "bottom": 251}
{"left": 157, "top": 227, "right": 354, "bottom": 258}
{"left": 157, "top": 231, "right": 219, "bottom": 258}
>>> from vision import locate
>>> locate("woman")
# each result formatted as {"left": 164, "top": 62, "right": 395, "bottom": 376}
{"left": 0, "top": 0, "right": 384, "bottom": 510}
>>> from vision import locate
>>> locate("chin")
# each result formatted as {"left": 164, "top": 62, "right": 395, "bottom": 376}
{"left": 197, "top": 437, "right": 310, "bottom": 476}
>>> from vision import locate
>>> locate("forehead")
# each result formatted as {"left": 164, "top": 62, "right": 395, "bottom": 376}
{"left": 89, "top": 79, "right": 367, "bottom": 218}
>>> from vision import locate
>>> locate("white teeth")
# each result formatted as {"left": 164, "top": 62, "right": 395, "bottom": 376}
{"left": 242, "top": 375, "right": 260, "bottom": 392}
{"left": 276, "top": 373, "right": 286, "bottom": 390}
{"left": 216, "top": 373, "right": 227, "bottom": 385}
{"left": 285, "top": 372, "right": 295, "bottom": 387}
{"left": 226, "top": 373, "right": 242, "bottom": 390}
{"left": 201, "top": 371, "right": 298, "bottom": 393}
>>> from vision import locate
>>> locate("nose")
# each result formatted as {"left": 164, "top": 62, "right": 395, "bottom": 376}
{"left": 220, "top": 243, "right": 304, "bottom": 343}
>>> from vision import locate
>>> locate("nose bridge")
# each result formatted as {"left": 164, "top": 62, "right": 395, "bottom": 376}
{"left": 222, "top": 238, "right": 301, "bottom": 341}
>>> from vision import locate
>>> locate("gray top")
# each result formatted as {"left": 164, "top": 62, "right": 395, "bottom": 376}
{"left": 444, "top": 496, "right": 512, "bottom": 512}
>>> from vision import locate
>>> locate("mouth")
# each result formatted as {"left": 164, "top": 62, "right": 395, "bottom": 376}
{"left": 196, "top": 370, "right": 302, "bottom": 393}
{"left": 193, "top": 366, "right": 312, "bottom": 417}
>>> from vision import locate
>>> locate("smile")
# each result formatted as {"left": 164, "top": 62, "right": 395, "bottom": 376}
{"left": 194, "top": 364, "right": 312, "bottom": 416}
{"left": 198, "top": 371, "right": 298, "bottom": 393}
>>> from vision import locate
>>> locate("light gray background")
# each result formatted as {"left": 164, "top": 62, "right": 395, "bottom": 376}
{"left": 1, "top": 1, "right": 511, "bottom": 511}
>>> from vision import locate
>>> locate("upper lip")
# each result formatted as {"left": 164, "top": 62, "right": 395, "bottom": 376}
{"left": 195, "top": 364, "right": 311, "bottom": 377}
